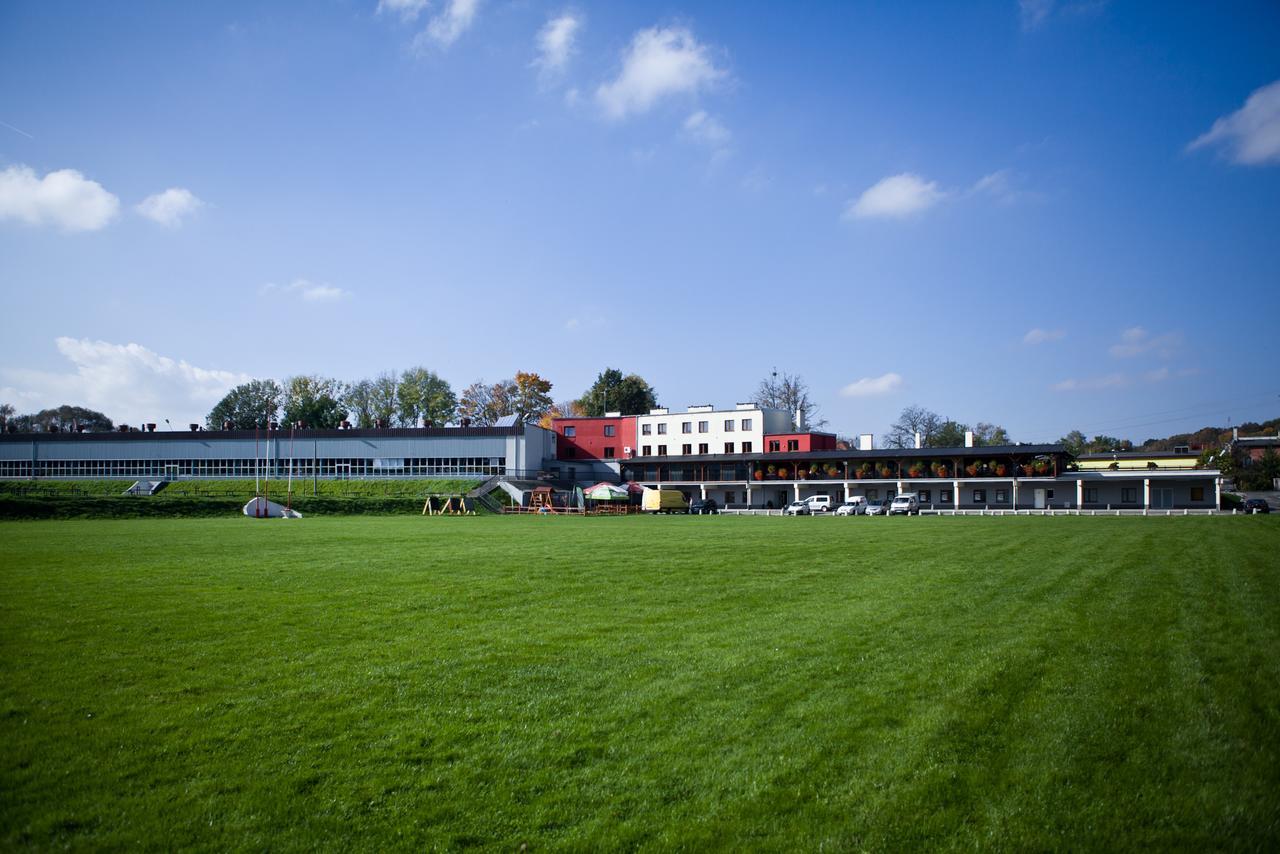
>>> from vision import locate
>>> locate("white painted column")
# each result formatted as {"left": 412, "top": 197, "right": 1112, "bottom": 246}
{"left": 1012, "top": 479, "right": 1019, "bottom": 510}
{"left": 1076, "top": 479, "right": 1083, "bottom": 508}
{"left": 1214, "top": 477, "right": 1220, "bottom": 510}
{"left": 746, "top": 486, "right": 752, "bottom": 507}
{"left": 701, "top": 484, "right": 707, "bottom": 500}
{"left": 897, "top": 479, "right": 904, "bottom": 496}
{"left": 794, "top": 482, "right": 801, "bottom": 501}
{"left": 844, "top": 481, "right": 852, "bottom": 502}
{"left": 1143, "top": 478, "right": 1150, "bottom": 514}
{"left": 953, "top": 480, "right": 960, "bottom": 510}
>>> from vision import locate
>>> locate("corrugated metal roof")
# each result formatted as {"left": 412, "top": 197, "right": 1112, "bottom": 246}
{"left": 619, "top": 444, "right": 1066, "bottom": 465}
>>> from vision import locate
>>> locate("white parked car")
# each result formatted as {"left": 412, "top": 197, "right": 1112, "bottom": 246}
{"left": 783, "top": 500, "right": 811, "bottom": 516}
{"left": 835, "top": 499, "right": 866, "bottom": 516}
{"left": 863, "top": 499, "right": 888, "bottom": 516}
{"left": 804, "top": 495, "right": 834, "bottom": 513}
{"left": 889, "top": 493, "right": 920, "bottom": 515}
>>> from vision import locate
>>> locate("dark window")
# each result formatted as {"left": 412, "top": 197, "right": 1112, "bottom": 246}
{"left": 1046, "top": 489, "right": 1055, "bottom": 499}
{"left": 724, "top": 420, "right": 735, "bottom": 432}
{"left": 682, "top": 422, "right": 692, "bottom": 433}
{"left": 919, "top": 490, "right": 931, "bottom": 502}
{"left": 941, "top": 489, "right": 952, "bottom": 502}
{"left": 657, "top": 423, "right": 667, "bottom": 435}
{"left": 741, "top": 418, "right": 752, "bottom": 431}
{"left": 741, "top": 441, "right": 752, "bottom": 453}
{"left": 698, "top": 443, "right": 709, "bottom": 454}
{"left": 787, "top": 439, "right": 799, "bottom": 451}
{"left": 1084, "top": 487, "right": 1098, "bottom": 503}
{"left": 1122, "top": 487, "right": 1137, "bottom": 503}
{"left": 995, "top": 489, "right": 1008, "bottom": 502}
{"left": 658, "top": 445, "right": 667, "bottom": 456}
{"left": 698, "top": 421, "right": 709, "bottom": 433}
{"left": 563, "top": 426, "right": 575, "bottom": 437}
{"left": 725, "top": 492, "right": 735, "bottom": 505}
{"left": 604, "top": 425, "right": 615, "bottom": 437}
{"left": 768, "top": 440, "right": 780, "bottom": 452}
{"left": 642, "top": 445, "right": 652, "bottom": 456}
{"left": 641, "top": 424, "right": 652, "bottom": 435}
{"left": 724, "top": 442, "right": 734, "bottom": 454}
{"left": 563, "top": 447, "right": 576, "bottom": 458}
{"left": 1191, "top": 486, "right": 1204, "bottom": 501}
{"left": 682, "top": 444, "right": 692, "bottom": 455}
{"left": 973, "top": 489, "right": 987, "bottom": 502}
{"left": 602, "top": 447, "right": 614, "bottom": 459}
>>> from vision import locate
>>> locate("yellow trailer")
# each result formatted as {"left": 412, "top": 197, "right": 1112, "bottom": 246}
{"left": 641, "top": 487, "right": 688, "bottom": 514}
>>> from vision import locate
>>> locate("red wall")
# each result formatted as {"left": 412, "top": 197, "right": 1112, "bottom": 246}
{"left": 763, "top": 432, "right": 839, "bottom": 453}
{"left": 552, "top": 417, "right": 636, "bottom": 462}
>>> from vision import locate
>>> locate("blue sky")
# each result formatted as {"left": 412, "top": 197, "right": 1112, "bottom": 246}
{"left": 1, "top": 0, "right": 1277, "bottom": 442}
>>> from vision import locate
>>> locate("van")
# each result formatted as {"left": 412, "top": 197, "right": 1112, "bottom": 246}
{"left": 889, "top": 493, "right": 920, "bottom": 515}
{"left": 804, "top": 495, "right": 834, "bottom": 513}
{"left": 641, "top": 487, "right": 689, "bottom": 514}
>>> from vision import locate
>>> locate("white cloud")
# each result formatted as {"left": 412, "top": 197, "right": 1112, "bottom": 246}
{"left": 1023, "top": 328, "right": 1066, "bottom": 345}
{"left": 0, "top": 164, "right": 119, "bottom": 231}
{"left": 1188, "top": 79, "right": 1280, "bottom": 166}
{"left": 135, "top": 187, "right": 203, "bottom": 227}
{"left": 1019, "top": 0, "right": 1054, "bottom": 30}
{"left": 0, "top": 337, "right": 253, "bottom": 427}
{"left": 595, "top": 26, "right": 726, "bottom": 120}
{"left": 1052, "top": 373, "right": 1129, "bottom": 392}
{"left": 1108, "top": 326, "right": 1182, "bottom": 359}
{"left": 534, "top": 13, "right": 581, "bottom": 76}
{"left": 840, "top": 372, "right": 903, "bottom": 397}
{"left": 262, "top": 279, "right": 349, "bottom": 302}
{"left": 844, "top": 173, "right": 945, "bottom": 220}
{"left": 377, "top": 0, "right": 430, "bottom": 22}
{"left": 683, "top": 110, "right": 731, "bottom": 148}
{"left": 415, "top": 0, "right": 480, "bottom": 50}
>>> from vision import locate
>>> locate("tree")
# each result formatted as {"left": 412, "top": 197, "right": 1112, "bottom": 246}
{"left": 576, "top": 368, "right": 659, "bottom": 416}
{"left": 1058, "top": 430, "right": 1087, "bottom": 456}
{"left": 370, "top": 372, "right": 399, "bottom": 426}
{"left": 538, "top": 399, "right": 583, "bottom": 429}
{"left": 206, "top": 380, "right": 282, "bottom": 430}
{"left": 397, "top": 367, "right": 457, "bottom": 426}
{"left": 512, "top": 371, "right": 554, "bottom": 424}
{"left": 22, "top": 405, "right": 114, "bottom": 432}
{"left": 343, "top": 379, "right": 377, "bottom": 428}
{"left": 929, "top": 420, "right": 969, "bottom": 449}
{"left": 0, "top": 403, "right": 13, "bottom": 431}
{"left": 972, "top": 422, "right": 1012, "bottom": 446}
{"left": 281, "top": 375, "right": 347, "bottom": 428}
{"left": 457, "top": 381, "right": 491, "bottom": 426}
{"left": 752, "top": 371, "right": 824, "bottom": 429}
{"left": 886, "top": 405, "right": 944, "bottom": 449}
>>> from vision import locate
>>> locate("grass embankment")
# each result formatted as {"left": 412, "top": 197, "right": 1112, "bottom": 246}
{"left": 1, "top": 515, "right": 1277, "bottom": 849}
{"left": 0, "top": 479, "right": 483, "bottom": 519}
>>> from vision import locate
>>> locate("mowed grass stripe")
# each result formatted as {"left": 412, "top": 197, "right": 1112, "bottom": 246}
{"left": 1, "top": 516, "right": 1277, "bottom": 850}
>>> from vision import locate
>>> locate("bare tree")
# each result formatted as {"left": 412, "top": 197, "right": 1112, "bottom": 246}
{"left": 886, "top": 405, "right": 943, "bottom": 449}
{"left": 752, "top": 371, "right": 825, "bottom": 429}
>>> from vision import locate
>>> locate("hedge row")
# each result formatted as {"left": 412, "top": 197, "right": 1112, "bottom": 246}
{"left": 0, "top": 496, "right": 443, "bottom": 520}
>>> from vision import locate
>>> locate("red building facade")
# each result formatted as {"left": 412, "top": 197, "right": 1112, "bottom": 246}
{"left": 763, "top": 432, "right": 839, "bottom": 454}
{"left": 552, "top": 416, "right": 636, "bottom": 462}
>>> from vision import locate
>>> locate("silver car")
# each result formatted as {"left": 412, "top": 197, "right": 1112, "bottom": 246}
{"left": 863, "top": 499, "right": 887, "bottom": 516}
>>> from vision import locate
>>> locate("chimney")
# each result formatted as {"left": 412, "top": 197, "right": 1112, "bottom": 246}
{"left": 859, "top": 433, "right": 874, "bottom": 450}
{"left": 965, "top": 430, "right": 974, "bottom": 448}
{"left": 914, "top": 431, "right": 922, "bottom": 449}
{"left": 795, "top": 406, "right": 805, "bottom": 432}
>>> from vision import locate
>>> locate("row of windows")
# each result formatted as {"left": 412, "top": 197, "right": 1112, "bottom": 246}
{"left": 0, "top": 457, "right": 507, "bottom": 479}
{"left": 768, "top": 439, "right": 801, "bottom": 452}
{"left": 640, "top": 442, "right": 754, "bottom": 457}
{"left": 641, "top": 418, "right": 753, "bottom": 436}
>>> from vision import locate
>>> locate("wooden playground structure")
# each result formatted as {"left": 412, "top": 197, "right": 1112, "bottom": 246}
{"left": 421, "top": 495, "right": 476, "bottom": 515}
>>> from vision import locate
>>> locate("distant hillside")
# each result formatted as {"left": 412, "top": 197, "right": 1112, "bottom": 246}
{"left": 1138, "top": 417, "right": 1280, "bottom": 452}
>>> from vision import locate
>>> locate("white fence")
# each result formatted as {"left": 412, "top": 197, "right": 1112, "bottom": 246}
{"left": 719, "top": 508, "right": 1242, "bottom": 517}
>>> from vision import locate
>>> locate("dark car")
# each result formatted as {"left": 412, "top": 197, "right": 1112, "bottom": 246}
{"left": 689, "top": 498, "right": 719, "bottom": 515}
{"left": 1243, "top": 498, "right": 1271, "bottom": 514}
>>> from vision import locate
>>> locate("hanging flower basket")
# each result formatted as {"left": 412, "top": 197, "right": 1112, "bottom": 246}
{"left": 965, "top": 465, "right": 980, "bottom": 477}
{"left": 936, "top": 466, "right": 950, "bottom": 478}
{"left": 777, "top": 467, "right": 790, "bottom": 479}
{"left": 995, "top": 464, "right": 1008, "bottom": 477}
{"left": 753, "top": 470, "right": 764, "bottom": 481}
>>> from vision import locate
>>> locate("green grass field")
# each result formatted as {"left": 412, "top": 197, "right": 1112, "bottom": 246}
{"left": 2, "top": 515, "right": 1277, "bottom": 850}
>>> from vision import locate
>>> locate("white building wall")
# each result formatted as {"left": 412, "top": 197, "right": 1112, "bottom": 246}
{"left": 634, "top": 406, "right": 786, "bottom": 458}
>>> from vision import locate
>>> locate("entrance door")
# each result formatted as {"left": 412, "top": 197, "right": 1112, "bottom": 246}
{"left": 1034, "top": 489, "right": 1047, "bottom": 509}
{"left": 334, "top": 463, "right": 351, "bottom": 481}
{"left": 1153, "top": 488, "right": 1173, "bottom": 509}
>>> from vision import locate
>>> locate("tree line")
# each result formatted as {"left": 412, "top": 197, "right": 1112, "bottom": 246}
{"left": 204, "top": 368, "right": 663, "bottom": 430}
